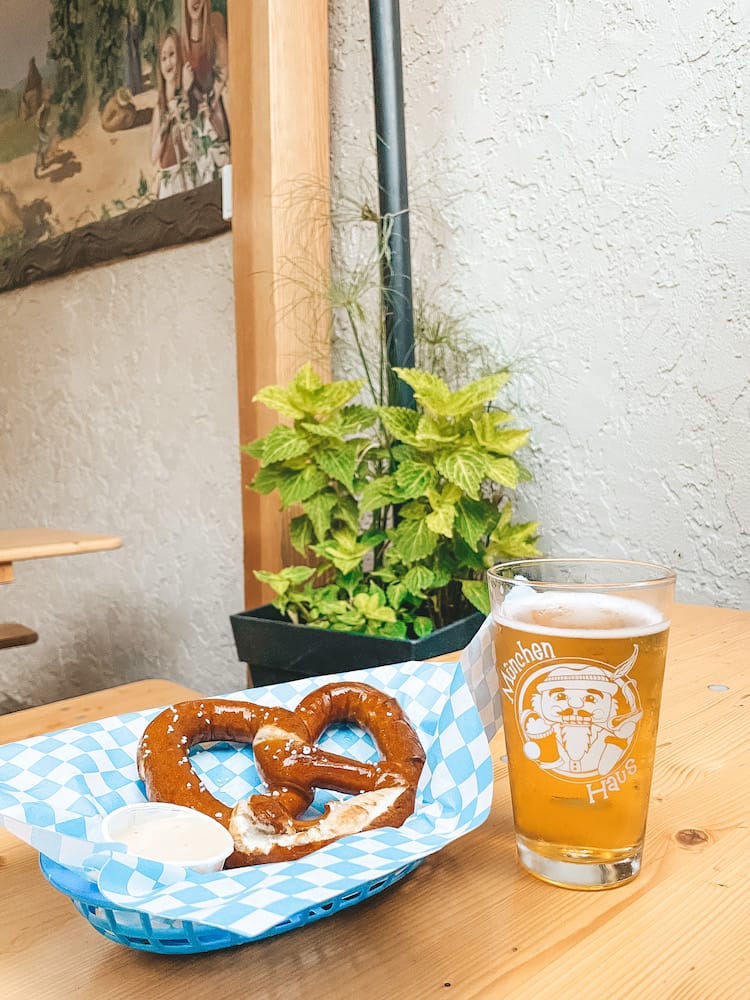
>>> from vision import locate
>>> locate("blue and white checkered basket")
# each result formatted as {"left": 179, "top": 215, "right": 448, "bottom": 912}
{"left": 0, "top": 635, "right": 499, "bottom": 955}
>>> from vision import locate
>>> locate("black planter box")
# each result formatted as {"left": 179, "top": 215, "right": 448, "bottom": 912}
{"left": 230, "top": 604, "right": 484, "bottom": 687}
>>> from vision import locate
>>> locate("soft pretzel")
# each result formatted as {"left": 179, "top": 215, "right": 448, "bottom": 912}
{"left": 136, "top": 681, "right": 425, "bottom": 866}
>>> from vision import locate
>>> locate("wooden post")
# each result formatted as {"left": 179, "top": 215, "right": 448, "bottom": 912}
{"left": 229, "top": 1, "right": 331, "bottom": 608}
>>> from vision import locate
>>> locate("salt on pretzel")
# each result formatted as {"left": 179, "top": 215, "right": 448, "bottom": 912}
{"left": 136, "top": 681, "right": 426, "bottom": 866}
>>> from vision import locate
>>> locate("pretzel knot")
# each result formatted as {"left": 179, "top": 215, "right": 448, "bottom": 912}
{"left": 137, "top": 681, "right": 426, "bottom": 866}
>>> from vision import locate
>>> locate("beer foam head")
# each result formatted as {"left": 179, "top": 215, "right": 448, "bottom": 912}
{"left": 496, "top": 587, "right": 667, "bottom": 637}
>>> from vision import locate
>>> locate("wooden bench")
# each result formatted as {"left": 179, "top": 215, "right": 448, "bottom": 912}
{"left": 0, "top": 530, "right": 121, "bottom": 655}
{"left": 0, "top": 623, "right": 39, "bottom": 650}
{"left": 0, "top": 529, "right": 122, "bottom": 585}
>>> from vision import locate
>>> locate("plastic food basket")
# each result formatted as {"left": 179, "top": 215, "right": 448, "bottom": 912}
{"left": 39, "top": 854, "right": 420, "bottom": 954}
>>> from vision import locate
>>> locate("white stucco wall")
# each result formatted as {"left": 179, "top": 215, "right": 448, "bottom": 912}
{"left": 0, "top": 236, "right": 244, "bottom": 711}
{"left": 329, "top": 0, "right": 750, "bottom": 609}
{"left": 2, "top": 0, "right": 748, "bottom": 712}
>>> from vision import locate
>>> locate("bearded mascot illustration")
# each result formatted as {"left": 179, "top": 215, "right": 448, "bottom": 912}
{"left": 517, "top": 647, "right": 642, "bottom": 780}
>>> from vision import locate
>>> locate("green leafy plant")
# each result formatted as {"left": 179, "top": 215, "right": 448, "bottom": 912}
{"left": 245, "top": 361, "right": 540, "bottom": 638}
{"left": 101, "top": 172, "right": 154, "bottom": 221}
{"left": 94, "top": 0, "right": 129, "bottom": 110}
{"left": 48, "top": 0, "right": 87, "bottom": 138}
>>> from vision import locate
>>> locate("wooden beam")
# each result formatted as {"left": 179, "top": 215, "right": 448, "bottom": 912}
{"left": 229, "top": 0, "right": 331, "bottom": 608}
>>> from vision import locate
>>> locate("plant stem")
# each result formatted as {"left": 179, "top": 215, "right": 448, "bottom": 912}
{"left": 345, "top": 304, "right": 380, "bottom": 406}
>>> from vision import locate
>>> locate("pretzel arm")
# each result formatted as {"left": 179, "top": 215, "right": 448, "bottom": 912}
{"left": 297, "top": 682, "right": 426, "bottom": 781}
{"left": 138, "top": 700, "right": 311, "bottom": 825}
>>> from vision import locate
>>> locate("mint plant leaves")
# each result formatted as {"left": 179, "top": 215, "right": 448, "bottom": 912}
{"left": 245, "top": 363, "right": 539, "bottom": 637}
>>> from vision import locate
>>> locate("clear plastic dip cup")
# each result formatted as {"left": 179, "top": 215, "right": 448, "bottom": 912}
{"left": 101, "top": 802, "right": 234, "bottom": 873}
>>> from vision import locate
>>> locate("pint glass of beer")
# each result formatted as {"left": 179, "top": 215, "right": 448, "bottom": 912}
{"left": 487, "top": 558, "right": 675, "bottom": 890}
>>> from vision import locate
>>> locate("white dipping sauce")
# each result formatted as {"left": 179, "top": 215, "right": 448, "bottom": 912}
{"left": 102, "top": 803, "right": 234, "bottom": 871}
{"left": 120, "top": 812, "right": 225, "bottom": 861}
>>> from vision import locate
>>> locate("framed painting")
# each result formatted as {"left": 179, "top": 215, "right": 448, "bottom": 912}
{"left": 0, "top": 0, "right": 231, "bottom": 293}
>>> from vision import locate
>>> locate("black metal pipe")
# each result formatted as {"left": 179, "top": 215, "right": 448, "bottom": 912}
{"left": 368, "top": 0, "right": 415, "bottom": 408}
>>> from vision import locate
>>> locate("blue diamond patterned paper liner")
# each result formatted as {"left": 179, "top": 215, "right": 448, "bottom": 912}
{"left": 458, "top": 613, "right": 501, "bottom": 743}
{"left": 0, "top": 652, "right": 497, "bottom": 940}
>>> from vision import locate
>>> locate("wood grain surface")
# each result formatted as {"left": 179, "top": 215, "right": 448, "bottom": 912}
{"left": 1, "top": 604, "right": 748, "bottom": 999}
{"left": 0, "top": 679, "right": 188, "bottom": 743}
{"left": 0, "top": 529, "right": 123, "bottom": 566}
{"left": 229, "top": 0, "right": 331, "bottom": 608}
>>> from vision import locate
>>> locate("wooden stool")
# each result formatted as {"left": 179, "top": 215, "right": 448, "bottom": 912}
{"left": 0, "top": 623, "right": 39, "bottom": 650}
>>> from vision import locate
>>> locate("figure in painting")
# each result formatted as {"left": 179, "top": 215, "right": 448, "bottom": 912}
{"left": 181, "top": 0, "right": 230, "bottom": 184}
{"left": 151, "top": 28, "right": 196, "bottom": 199}
{"left": 33, "top": 95, "right": 52, "bottom": 178}
{"left": 125, "top": 5, "right": 144, "bottom": 96}
{"left": 19, "top": 57, "right": 43, "bottom": 121}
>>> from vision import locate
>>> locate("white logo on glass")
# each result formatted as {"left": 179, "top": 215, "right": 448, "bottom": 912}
{"left": 516, "top": 646, "right": 642, "bottom": 781}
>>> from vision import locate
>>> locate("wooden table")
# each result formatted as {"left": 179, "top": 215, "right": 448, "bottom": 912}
{"left": 1, "top": 604, "right": 748, "bottom": 999}
{"left": 0, "top": 528, "right": 123, "bottom": 584}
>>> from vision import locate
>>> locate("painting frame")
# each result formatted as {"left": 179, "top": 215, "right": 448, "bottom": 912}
{"left": 0, "top": 179, "right": 228, "bottom": 292}
{"left": 0, "top": 1, "right": 231, "bottom": 294}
